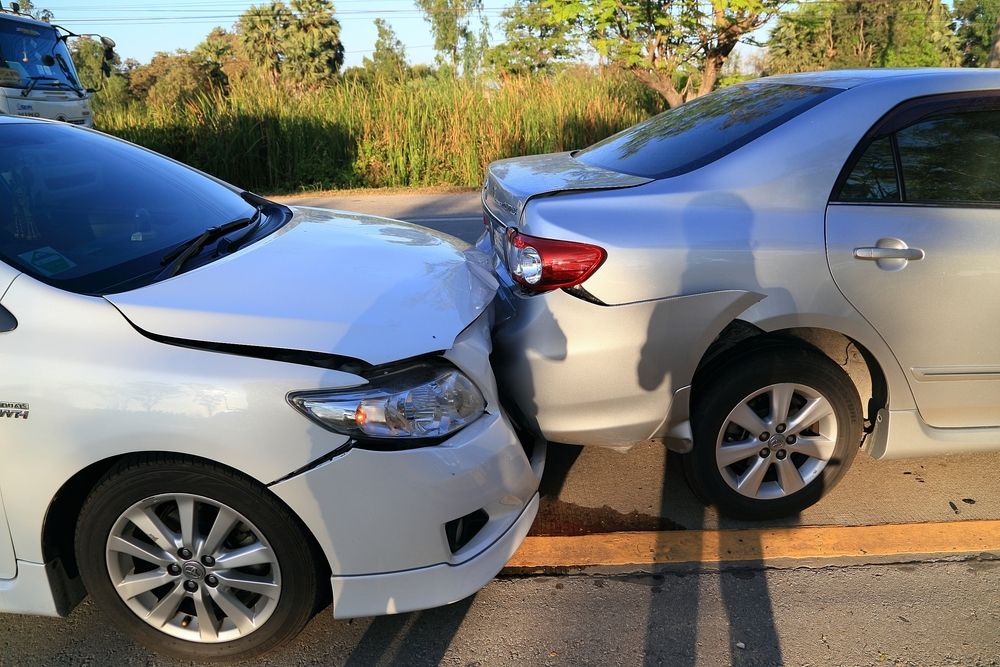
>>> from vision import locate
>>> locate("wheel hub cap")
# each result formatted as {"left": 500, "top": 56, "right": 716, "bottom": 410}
{"left": 715, "top": 382, "right": 838, "bottom": 501}
{"left": 182, "top": 561, "right": 206, "bottom": 581}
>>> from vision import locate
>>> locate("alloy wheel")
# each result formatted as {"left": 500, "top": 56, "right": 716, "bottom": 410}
{"left": 105, "top": 493, "right": 282, "bottom": 643}
{"left": 715, "top": 382, "right": 838, "bottom": 500}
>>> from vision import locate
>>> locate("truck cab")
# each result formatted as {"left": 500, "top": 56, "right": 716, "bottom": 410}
{"left": 0, "top": 11, "right": 93, "bottom": 127}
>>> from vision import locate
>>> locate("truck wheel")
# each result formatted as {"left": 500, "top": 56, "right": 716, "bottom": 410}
{"left": 76, "top": 455, "right": 322, "bottom": 661}
{"left": 685, "top": 344, "right": 863, "bottom": 519}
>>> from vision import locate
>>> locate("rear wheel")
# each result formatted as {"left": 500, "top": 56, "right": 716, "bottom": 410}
{"left": 685, "top": 344, "right": 863, "bottom": 519}
{"left": 76, "top": 456, "right": 322, "bottom": 661}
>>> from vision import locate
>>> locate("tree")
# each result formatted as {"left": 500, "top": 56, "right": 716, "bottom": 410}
{"left": 16, "top": 0, "right": 53, "bottom": 21}
{"left": 237, "top": 0, "right": 344, "bottom": 87}
{"left": 69, "top": 37, "right": 130, "bottom": 106}
{"left": 238, "top": 3, "right": 294, "bottom": 80}
{"left": 993, "top": 13, "right": 1000, "bottom": 65}
{"left": 416, "top": 0, "right": 483, "bottom": 75}
{"left": 128, "top": 51, "right": 209, "bottom": 107}
{"left": 953, "top": 0, "right": 1000, "bottom": 67}
{"left": 362, "top": 19, "right": 409, "bottom": 80}
{"left": 282, "top": 0, "right": 345, "bottom": 87}
{"left": 546, "top": 0, "right": 780, "bottom": 108}
{"left": 192, "top": 27, "right": 246, "bottom": 91}
{"left": 767, "top": 1, "right": 959, "bottom": 74}
{"left": 488, "top": 0, "right": 579, "bottom": 75}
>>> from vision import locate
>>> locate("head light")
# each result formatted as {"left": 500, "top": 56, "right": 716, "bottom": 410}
{"left": 289, "top": 362, "right": 486, "bottom": 443}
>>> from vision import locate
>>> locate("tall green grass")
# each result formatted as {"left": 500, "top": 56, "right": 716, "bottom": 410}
{"left": 96, "top": 71, "right": 666, "bottom": 193}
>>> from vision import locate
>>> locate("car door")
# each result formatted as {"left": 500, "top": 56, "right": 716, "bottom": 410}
{"left": 0, "top": 285, "right": 18, "bottom": 579}
{"left": 826, "top": 93, "right": 1000, "bottom": 428}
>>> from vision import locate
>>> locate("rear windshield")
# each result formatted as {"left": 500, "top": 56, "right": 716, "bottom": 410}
{"left": 575, "top": 82, "right": 840, "bottom": 179}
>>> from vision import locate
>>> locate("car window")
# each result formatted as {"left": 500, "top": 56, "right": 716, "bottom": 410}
{"left": 574, "top": 81, "right": 841, "bottom": 179}
{"left": 0, "top": 123, "right": 258, "bottom": 294}
{"left": 896, "top": 110, "right": 1000, "bottom": 204}
{"left": 838, "top": 136, "right": 900, "bottom": 202}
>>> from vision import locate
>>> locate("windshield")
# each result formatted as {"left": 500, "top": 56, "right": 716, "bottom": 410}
{"left": 0, "top": 19, "right": 80, "bottom": 92}
{"left": 0, "top": 122, "right": 263, "bottom": 294}
{"left": 575, "top": 82, "right": 841, "bottom": 179}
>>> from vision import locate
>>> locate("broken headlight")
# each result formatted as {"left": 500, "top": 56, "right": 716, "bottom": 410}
{"left": 289, "top": 361, "right": 486, "bottom": 445}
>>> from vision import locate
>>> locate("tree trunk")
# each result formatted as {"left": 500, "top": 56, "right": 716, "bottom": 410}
{"left": 989, "top": 11, "right": 1000, "bottom": 67}
{"left": 697, "top": 54, "right": 723, "bottom": 98}
{"left": 632, "top": 68, "right": 685, "bottom": 108}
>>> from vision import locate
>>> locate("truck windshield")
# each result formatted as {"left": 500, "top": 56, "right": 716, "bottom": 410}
{"left": 0, "top": 20, "right": 80, "bottom": 92}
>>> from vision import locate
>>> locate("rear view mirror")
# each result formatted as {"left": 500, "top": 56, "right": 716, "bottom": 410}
{"left": 41, "top": 55, "right": 54, "bottom": 66}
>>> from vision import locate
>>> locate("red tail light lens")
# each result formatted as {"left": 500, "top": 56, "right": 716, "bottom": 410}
{"left": 505, "top": 229, "right": 607, "bottom": 291}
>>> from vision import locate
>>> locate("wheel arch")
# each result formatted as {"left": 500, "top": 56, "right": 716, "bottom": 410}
{"left": 40, "top": 451, "right": 333, "bottom": 615}
{"left": 693, "top": 320, "right": 889, "bottom": 431}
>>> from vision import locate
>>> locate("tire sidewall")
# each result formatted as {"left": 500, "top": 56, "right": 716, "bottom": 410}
{"left": 76, "top": 459, "right": 320, "bottom": 661}
{"left": 688, "top": 345, "right": 863, "bottom": 519}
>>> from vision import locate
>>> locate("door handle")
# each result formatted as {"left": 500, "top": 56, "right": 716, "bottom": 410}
{"left": 853, "top": 247, "right": 925, "bottom": 261}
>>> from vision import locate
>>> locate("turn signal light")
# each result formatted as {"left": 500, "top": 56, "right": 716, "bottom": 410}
{"left": 505, "top": 229, "right": 607, "bottom": 291}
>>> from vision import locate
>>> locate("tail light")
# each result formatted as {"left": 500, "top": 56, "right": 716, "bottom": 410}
{"left": 505, "top": 228, "right": 607, "bottom": 291}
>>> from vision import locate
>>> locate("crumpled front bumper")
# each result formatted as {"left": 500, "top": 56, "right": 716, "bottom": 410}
{"left": 269, "top": 400, "right": 544, "bottom": 618}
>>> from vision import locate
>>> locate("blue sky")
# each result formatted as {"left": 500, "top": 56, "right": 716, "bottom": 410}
{"left": 40, "top": 1, "right": 513, "bottom": 67}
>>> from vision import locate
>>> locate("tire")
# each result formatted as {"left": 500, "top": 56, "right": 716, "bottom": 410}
{"left": 76, "top": 454, "right": 323, "bottom": 662}
{"left": 684, "top": 343, "right": 863, "bottom": 519}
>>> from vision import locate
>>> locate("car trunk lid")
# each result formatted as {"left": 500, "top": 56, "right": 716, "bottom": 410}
{"left": 483, "top": 152, "right": 651, "bottom": 227}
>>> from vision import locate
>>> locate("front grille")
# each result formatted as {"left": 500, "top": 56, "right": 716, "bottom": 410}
{"left": 445, "top": 508, "right": 489, "bottom": 553}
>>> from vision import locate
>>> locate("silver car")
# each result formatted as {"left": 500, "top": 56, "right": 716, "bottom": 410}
{"left": 483, "top": 69, "right": 1000, "bottom": 519}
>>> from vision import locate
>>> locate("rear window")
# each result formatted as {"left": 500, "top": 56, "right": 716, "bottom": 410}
{"left": 575, "top": 82, "right": 840, "bottom": 179}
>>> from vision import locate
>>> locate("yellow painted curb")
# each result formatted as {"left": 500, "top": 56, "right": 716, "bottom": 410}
{"left": 507, "top": 520, "right": 1000, "bottom": 568}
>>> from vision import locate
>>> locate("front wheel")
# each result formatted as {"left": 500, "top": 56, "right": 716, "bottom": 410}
{"left": 76, "top": 455, "right": 323, "bottom": 661}
{"left": 684, "top": 344, "right": 863, "bottom": 519}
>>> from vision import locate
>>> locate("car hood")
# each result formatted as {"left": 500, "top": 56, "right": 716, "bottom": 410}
{"left": 105, "top": 207, "right": 498, "bottom": 366}
{"left": 483, "top": 151, "right": 651, "bottom": 226}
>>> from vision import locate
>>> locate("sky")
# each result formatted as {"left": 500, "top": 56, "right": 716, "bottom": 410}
{"left": 37, "top": 1, "right": 514, "bottom": 67}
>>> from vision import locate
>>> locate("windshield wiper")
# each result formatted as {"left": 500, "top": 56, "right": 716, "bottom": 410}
{"left": 53, "top": 54, "right": 84, "bottom": 98}
{"left": 158, "top": 213, "right": 260, "bottom": 279}
{"left": 22, "top": 76, "right": 60, "bottom": 97}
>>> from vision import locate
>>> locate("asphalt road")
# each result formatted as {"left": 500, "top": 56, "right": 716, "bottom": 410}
{"left": 1, "top": 191, "right": 996, "bottom": 666}
{"left": 4, "top": 559, "right": 997, "bottom": 666}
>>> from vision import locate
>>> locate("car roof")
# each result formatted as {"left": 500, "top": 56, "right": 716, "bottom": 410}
{"left": 763, "top": 68, "right": 1000, "bottom": 90}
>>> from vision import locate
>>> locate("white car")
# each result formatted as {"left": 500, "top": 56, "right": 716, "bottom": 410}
{"left": 0, "top": 117, "right": 542, "bottom": 660}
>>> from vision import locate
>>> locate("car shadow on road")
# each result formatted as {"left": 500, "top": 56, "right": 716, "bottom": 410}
{"left": 341, "top": 595, "right": 475, "bottom": 667}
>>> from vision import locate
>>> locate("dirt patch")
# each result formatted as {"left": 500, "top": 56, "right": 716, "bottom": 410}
{"left": 530, "top": 497, "right": 686, "bottom": 536}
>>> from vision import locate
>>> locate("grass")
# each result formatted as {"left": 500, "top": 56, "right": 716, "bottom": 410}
{"left": 95, "top": 70, "right": 666, "bottom": 193}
